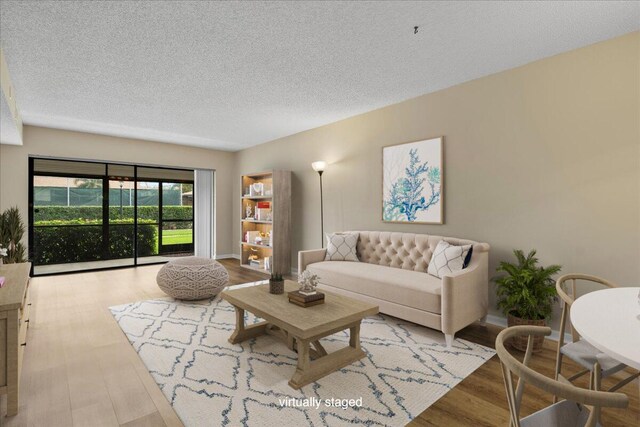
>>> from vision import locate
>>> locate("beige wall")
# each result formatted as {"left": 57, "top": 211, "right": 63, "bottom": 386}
{"left": 234, "top": 32, "right": 640, "bottom": 326}
{"left": 0, "top": 125, "right": 236, "bottom": 256}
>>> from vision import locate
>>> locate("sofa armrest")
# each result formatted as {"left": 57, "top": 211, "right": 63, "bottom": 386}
{"left": 298, "top": 249, "right": 327, "bottom": 273}
{"left": 440, "top": 248, "right": 489, "bottom": 335}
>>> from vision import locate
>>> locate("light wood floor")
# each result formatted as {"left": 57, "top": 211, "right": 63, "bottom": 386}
{"left": 1, "top": 260, "right": 638, "bottom": 426}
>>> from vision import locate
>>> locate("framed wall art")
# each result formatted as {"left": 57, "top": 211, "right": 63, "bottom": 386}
{"left": 382, "top": 136, "right": 443, "bottom": 224}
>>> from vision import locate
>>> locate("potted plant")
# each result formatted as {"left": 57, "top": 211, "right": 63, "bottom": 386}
{"left": 0, "top": 244, "right": 7, "bottom": 266}
{"left": 0, "top": 207, "right": 27, "bottom": 264}
{"left": 494, "top": 249, "right": 561, "bottom": 352}
{"left": 269, "top": 272, "right": 285, "bottom": 294}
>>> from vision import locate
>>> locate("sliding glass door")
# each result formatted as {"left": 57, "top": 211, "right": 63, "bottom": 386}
{"left": 135, "top": 167, "right": 195, "bottom": 265}
{"left": 161, "top": 182, "right": 194, "bottom": 254}
{"left": 29, "top": 158, "right": 195, "bottom": 275}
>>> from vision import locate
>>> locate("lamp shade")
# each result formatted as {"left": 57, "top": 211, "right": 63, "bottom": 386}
{"left": 311, "top": 161, "right": 327, "bottom": 172}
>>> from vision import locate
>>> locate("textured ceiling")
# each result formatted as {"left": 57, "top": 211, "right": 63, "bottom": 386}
{"left": 1, "top": 1, "right": 638, "bottom": 151}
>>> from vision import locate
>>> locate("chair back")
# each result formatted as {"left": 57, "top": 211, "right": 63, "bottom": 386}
{"left": 496, "top": 326, "right": 628, "bottom": 427}
{"left": 556, "top": 274, "right": 618, "bottom": 343}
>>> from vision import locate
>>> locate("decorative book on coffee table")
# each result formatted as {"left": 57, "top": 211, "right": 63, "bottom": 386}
{"left": 288, "top": 290, "right": 325, "bottom": 307}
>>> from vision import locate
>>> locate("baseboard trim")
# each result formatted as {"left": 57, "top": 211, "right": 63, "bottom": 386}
{"left": 484, "top": 314, "right": 572, "bottom": 344}
{"left": 215, "top": 254, "right": 240, "bottom": 260}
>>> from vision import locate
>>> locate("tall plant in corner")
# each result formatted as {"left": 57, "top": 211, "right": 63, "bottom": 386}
{"left": 494, "top": 249, "right": 561, "bottom": 351}
{"left": 0, "top": 207, "right": 27, "bottom": 264}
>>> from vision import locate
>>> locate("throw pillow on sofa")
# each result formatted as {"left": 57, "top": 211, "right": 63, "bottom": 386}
{"left": 325, "top": 232, "right": 359, "bottom": 262}
{"left": 427, "top": 240, "right": 473, "bottom": 278}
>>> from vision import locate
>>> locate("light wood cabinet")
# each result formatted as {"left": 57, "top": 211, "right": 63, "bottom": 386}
{"left": 0, "top": 262, "right": 31, "bottom": 417}
{"left": 240, "top": 171, "right": 291, "bottom": 275}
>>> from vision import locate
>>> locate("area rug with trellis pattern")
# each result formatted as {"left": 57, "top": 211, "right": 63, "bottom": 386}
{"left": 110, "top": 291, "right": 494, "bottom": 426}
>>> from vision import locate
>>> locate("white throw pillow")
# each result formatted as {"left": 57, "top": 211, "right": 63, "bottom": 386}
{"left": 324, "top": 232, "right": 359, "bottom": 262}
{"left": 427, "top": 240, "right": 472, "bottom": 278}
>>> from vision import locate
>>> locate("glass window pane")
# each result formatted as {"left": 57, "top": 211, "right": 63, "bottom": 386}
{"left": 137, "top": 167, "right": 193, "bottom": 181}
{"left": 107, "top": 180, "right": 135, "bottom": 264}
{"left": 108, "top": 223, "right": 135, "bottom": 261}
{"left": 137, "top": 224, "right": 159, "bottom": 257}
{"left": 33, "top": 225, "right": 104, "bottom": 265}
{"left": 162, "top": 182, "right": 193, "bottom": 220}
{"left": 33, "top": 158, "right": 105, "bottom": 175}
{"left": 137, "top": 181, "right": 159, "bottom": 222}
{"left": 33, "top": 176, "right": 102, "bottom": 224}
{"left": 137, "top": 181, "right": 159, "bottom": 261}
{"left": 162, "top": 221, "right": 193, "bottom": 246}
{"left": 109, "top": 180, "right": 134, "bottom": 222}
{"left": 69, "top": 178, "right": 103, "bottom": 208}
{"left": 107, "top": 164, "right": 135, "bottom": 180}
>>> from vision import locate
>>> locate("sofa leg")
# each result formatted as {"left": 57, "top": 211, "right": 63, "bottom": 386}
{"left": 445, "top": 334, "right": 454, "bottom": 348}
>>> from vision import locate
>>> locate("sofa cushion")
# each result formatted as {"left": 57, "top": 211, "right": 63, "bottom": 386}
{"left": 427, "top": 241, "right": 472, "bottom": 279}
{"left": 307, "top": 261, "right": 442, "bottom": 314}
{"left": 324, "top": 232, "right": 359, "bottom": 262}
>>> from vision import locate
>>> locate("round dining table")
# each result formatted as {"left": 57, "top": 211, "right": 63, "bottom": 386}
{"left": 570, "top": 287, "right": 640, "bottom": 371}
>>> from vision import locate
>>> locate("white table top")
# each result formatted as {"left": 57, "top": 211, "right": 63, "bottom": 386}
{"left": 570, "top": 287, "right": 640, "bottom": 370}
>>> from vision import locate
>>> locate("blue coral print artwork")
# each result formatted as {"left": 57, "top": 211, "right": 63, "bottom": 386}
{"left": 383, "top": 137, "right": 443, "bottom": 223}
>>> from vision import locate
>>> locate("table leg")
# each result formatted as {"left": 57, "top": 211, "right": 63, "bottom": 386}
{"left": 299, "top": 340, "right": 311, "bottom": 368}
{"left": 312, "top": 340, "right": 328, "bottom": 357}
{"left": 288, "top": 321, "right": 366, "bottom": 390}
{"left": 350, "top": 323, "right": 361, "bottom": 350}
{"left": 228, "top": 306, "right": 268, "bottom": 344}
{"left": 287, "top": 331, "right": 296, "bottom": 351}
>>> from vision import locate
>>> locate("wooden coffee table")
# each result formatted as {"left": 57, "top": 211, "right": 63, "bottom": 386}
{"left": 221, "top": 280, "right": 379, "bottom": 389}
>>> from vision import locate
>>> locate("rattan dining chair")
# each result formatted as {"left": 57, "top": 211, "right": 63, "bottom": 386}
{"left": 555, "top": 274, "right": 639, "bottom": 395}
{"left": 496, "top": 326, "right": 628, "bottom": 427}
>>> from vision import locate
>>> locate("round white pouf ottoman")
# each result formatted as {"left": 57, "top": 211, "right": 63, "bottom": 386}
{"left": 156, "top": 257, "right": 229, "bottom": 300}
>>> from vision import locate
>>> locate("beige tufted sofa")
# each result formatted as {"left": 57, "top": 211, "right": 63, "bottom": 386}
{"left": 298, "top": 231, "right": 490, "bottom": 347}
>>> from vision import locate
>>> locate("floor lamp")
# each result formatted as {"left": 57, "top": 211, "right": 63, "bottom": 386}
{"left": 311, "top": 161, "right": 327, "bottom": 248}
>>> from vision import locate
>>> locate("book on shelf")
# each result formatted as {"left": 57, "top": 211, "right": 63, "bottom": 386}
{"left": 249, "top": 183, "right": 264, "bottom": 197}
{"left": 249, "top": 258, "right": 264, "bottom": 267}
{"left": 245, "top": 230, "right": 260, "bottom": 243}
{"left": 256, "top": 201, "right": 271, "bottom": 209}
{"left": 255, "top": 208, "right": 272, "bottom": 221}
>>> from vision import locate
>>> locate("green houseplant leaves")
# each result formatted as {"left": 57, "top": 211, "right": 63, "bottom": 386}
{"left": 0, "top": 207, "right": 28, "bottom": 264}
{"left": 494, "top": 249, "right": 561, "bottom": 320}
